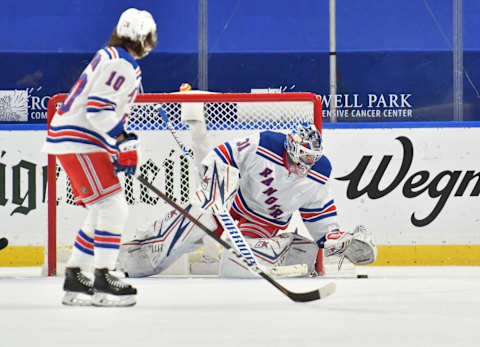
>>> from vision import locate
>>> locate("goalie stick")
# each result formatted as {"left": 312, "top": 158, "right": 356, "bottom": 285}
{"left": 137, "top": 175, "right": 335, "bottom": 302}
{"left": 158, "top": 106, "right": 260, "bottom": 267}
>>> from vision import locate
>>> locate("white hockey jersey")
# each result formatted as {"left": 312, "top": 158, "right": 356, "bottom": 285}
{"left": 43, "top": 46, "right": 142, "bottom": 155}
{"left": 208, "top": 130, "right": 340, "bottom": 243}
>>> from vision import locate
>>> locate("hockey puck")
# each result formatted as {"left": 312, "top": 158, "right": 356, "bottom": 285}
{"left": 357, "top": 274, "right": 368, "bottom": 279}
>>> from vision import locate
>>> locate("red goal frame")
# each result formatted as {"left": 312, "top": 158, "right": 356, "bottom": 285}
{"left": 46, "top": 92, "right": 323, "bottom": 276}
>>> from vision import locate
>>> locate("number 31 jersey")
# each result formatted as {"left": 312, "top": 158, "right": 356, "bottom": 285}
{"left": 208, "top": 130, "right": 340, "bottom": 242}
{"left": 43, "top": 47, "right": 142, "bottom": 155}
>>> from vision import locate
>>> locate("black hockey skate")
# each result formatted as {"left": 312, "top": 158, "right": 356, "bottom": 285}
{"left": 92, "top": 268, "right": 137, "bottom": 307}
{"left": 62, "top": 267, "right": 94, "bottom": 306}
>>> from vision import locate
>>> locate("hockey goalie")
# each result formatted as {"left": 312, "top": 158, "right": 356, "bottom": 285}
{"left": 116, "top": 101, "right": 377, "bottom": 278}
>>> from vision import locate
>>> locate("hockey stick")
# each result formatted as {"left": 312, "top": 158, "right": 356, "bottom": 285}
{"left": 137, "top": 175, "right": 335, "bottom": 302}
{"left": 158, "top": 106, "right": 260, "bottom": 267}
{"left": 158, "top": 107, "right": 194, "bottom": 165}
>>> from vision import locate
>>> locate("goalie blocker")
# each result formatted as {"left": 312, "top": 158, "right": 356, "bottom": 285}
{"left": 116, "top": 158, "right": 377, "bottom": 278}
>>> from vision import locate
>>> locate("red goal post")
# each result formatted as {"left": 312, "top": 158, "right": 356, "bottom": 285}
{"left": 46, "top": 92, "right": 323, "bottom": 276}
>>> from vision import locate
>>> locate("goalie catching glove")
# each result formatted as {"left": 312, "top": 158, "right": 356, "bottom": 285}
{"left": 320, "top": 225, "right": 377, "bottom": 268}
{"left": 343, "top": 225, "right": 377, "bottom": 265}
{"left": 114, "top": 132, "right": 139, "bottom": 176}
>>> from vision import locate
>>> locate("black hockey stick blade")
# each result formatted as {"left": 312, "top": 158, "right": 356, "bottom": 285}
{"left": 290, "top": 282, "right": 336, "bottom": 302}
{"left": 259, "top": 272, "right": 336, "bottom": 302}
{"left": 0, "top": 237, "right": 8, "bottom": 251}
{"left": 137, "top": 175, "right": 335, "bottom": 303}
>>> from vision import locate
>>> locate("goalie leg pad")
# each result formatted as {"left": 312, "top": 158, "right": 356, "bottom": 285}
{"left": 279, "top": 233, "right": 319, "bottom": 274}
{"left": 117, "top": 204, "right": 218, "bottom": 277}
{"left": 219, "top": 232, "right": 318, "bottom": 278}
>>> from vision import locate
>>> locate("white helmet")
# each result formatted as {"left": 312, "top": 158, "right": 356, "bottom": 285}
{"left": 116, "top": 8, "right": 157, "bottom": 55}
{"left": 284, "top": 123, "right": 323, "bottom": 176}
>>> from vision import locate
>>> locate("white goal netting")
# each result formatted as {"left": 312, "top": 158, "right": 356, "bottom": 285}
{"left": 46, "top": 92, "right": 345, "bottom": 277}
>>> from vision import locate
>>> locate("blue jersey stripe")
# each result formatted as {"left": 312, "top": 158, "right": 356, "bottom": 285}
{"left": 300, "top": 200, "right": 334, "bottom": 213}
{"left": 304, "top": 211, "right": 338, "bottom": 222}
{"left": 224, "top": 142, "right": 239, "bottom": 169}
{"left": 214, "top": 148, "right": 230, "bottom": 165}
{"left": 87, "top": 96, "right": 117, "bottom": 106}
{"left": 256, "top": 151, "right": 284, "bottom": 166}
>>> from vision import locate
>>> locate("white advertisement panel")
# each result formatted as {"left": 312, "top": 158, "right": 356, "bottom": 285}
{"left": 0, "top": 131, "right": 48, "bottom": 246}
{"left": 325, "top": 127, "right": 480, "bottom": 245}
{"left": 0, "top": 126, "right": 479, "bottom": 252}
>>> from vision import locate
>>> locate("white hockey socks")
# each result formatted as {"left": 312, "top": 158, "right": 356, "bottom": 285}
{"left": 67, "top": 229, "right": 95, "bottom": 271}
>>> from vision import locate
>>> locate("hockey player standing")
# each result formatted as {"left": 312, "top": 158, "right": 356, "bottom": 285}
{"left": 42, "top": 8, "right": 157, "bottom": 306}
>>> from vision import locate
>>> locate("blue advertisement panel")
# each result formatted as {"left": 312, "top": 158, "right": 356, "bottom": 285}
{"left": 1, "top": 0, "right": 480, "bottom": 123}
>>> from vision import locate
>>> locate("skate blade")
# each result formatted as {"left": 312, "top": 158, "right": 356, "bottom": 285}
{"left": 92, "top": 293, "right": 136, "bottom": 307}
{"left": 62, "top": 292, "right": 92, "bottom": 306}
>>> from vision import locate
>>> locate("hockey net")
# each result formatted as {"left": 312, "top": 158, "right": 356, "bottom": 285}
{"left": 46, "top": 92, "right": 352, "bottom": 277}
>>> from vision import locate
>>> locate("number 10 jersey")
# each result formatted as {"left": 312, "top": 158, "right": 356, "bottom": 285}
{"left": 43, "top": 47, "right": 142, "bottom": 156}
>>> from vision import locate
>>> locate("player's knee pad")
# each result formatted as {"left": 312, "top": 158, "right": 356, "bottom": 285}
{"left": 94, "top": 193, "right": 129, "bottom": 233}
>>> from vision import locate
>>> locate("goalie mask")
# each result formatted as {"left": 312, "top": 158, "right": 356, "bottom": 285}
{"left": 284, "top": 123, "right": 324, "bottom": 177}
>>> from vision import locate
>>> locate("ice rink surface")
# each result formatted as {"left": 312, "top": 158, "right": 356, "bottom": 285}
{"left": 0, "top": 266, "right": 479, "bottom": 347}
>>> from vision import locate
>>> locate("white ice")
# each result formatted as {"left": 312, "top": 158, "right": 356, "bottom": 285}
{"left": 0, "top": 266, "right": 479, "bottom": 347}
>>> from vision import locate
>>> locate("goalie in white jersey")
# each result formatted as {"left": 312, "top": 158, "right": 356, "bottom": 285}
{"left": 42, "top": 8, "right": 157, "bottom": 306}
{"left": 117, "top": 115, "right": 378, "bottom": 278}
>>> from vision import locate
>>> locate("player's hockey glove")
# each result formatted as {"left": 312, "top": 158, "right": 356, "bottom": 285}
{"left": 114, "top": 132, "right": 139, "bottom": 176}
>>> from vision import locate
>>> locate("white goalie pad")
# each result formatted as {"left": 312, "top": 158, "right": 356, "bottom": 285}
{"left": 343, "top": 225, "right": 377, "bottom": 265}
{"left": 219, "top": 233, "right": 319, "bottom": 278}
{"left": 194, "top": 158, "right": 240, "bottom": 214}
{"left": 116, "top": 204, "right": 218, "bottom": 277}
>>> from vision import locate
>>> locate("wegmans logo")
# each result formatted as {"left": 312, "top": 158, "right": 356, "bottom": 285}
{"left": 336, "top": 136, "right": 480, "bottom": 227}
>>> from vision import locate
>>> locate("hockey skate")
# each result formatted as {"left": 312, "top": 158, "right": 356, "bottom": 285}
{"left": 92, "top": 268, "right": 137, "bottom": 307}
{"left": 62, "top": 267, "right": 94, "bottom": 306}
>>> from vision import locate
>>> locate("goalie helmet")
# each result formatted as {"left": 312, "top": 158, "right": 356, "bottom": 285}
{"left": 116, "top": 8, "right": 157, "bottom": 58}
{"left": 284, "top": 123, "right": 324, "bottom": 177}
